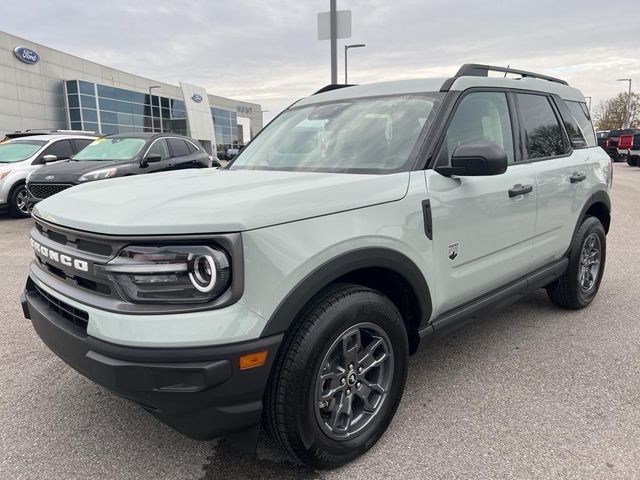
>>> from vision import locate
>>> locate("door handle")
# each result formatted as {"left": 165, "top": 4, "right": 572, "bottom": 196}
{"left": 508, "top": 184, "right": 533, "bottom": 198}
{"left": 570, "top": 172, "right": 586, "bottom": 183}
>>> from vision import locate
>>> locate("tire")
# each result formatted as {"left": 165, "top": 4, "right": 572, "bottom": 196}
{"left": 547, "top": 216, "right": 606, "bottom": 309}
{"left": 265, "top": 284, "right": 408, "bottom": 469}
{"left": 8, "top": 183, "right": 30, "bottom": 218}
{"left": 627, "top": 156, "right": 638, "bottom": 167}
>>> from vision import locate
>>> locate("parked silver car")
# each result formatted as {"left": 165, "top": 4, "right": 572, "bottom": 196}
{"left": 0, "top": 130, "right": 97, "bottom": 217}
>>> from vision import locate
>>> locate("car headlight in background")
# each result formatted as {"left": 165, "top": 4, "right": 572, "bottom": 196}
{"left": 95, "top": 245, "right": 231, "bottom": 304}
{"left": 0, "top": 170, "right": 9, "bottom": 180}
{"left": 78, "top": 167, "right": 117, "bottom": 182}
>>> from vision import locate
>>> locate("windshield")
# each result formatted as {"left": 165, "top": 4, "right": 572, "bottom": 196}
{"left": 230, "top": 94, "right": 443, "bottom": 173}
{"left": 73, "top": 137, "right": 146, "bottom": 161}
{"left": 0, "top": 139, "right": 46, "bottom": 163}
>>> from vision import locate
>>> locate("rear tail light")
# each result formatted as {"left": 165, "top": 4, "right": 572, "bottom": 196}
{"left": 605, "top": 138, "right": 612, "bottom": 148}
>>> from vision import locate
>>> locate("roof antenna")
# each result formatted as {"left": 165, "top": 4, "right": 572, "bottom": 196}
{"left": 504, "top": 65, "right": 510, "bottom": 78}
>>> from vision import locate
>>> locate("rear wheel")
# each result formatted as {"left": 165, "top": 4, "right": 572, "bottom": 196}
{"left": 547, "top": 216, "right": 606, "bottom": 309}
{"left": 9, "top": 184, "right": 30, "bottom": 218}
{"left": 265, "top": 284, "right": 408, "bottom": 469}
{"left": 628, "top": 155, "right": 638, "bottom": 167}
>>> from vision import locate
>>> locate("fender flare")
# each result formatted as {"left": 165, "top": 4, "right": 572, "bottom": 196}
{"left": 565, "top": 190, "right": 611, "bottom": 256}
{"left": 260, "top": 247, "right": 432, "bottom": 337}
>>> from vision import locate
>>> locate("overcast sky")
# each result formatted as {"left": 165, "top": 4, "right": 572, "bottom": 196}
{"left": 2, "top": 0, "right": 638, "bottom": 123}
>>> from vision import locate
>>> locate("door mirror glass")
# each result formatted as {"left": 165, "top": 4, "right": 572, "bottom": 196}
{"left": 436, "top": 143, "right": 508, "bottom": 176}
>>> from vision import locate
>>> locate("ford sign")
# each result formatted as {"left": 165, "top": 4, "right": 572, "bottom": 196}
{"left": 191, "top": 93, "right": 203, "bottom": 103}
{"left": 14, "top": 46, "right": 40, "bottom": 65}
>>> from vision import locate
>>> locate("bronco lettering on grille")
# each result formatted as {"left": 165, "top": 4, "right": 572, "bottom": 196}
{"left": 30, "top": 238, "right": 89, "bottom": 272}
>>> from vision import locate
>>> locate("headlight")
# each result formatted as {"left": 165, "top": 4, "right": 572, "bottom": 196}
{"left": 78, "top": 167, "right": 117, "bottom": 182}
{"left": 95, "top": 245, "right": 231, "bottom": 304}
{"left": 0, "top": 170, "right": 9, "bottom": 180}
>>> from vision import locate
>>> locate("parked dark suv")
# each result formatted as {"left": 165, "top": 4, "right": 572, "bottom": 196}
{"left": 27, "top": 133, "right": 218, "bottom": 207}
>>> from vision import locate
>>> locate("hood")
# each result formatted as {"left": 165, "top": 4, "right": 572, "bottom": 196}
{"left": 33, "top": 168, "right": 409, "bottom": 234}
{"left": 0, "top": 159, "right": 30, "bottom": 173}
{"left": 28, "top": 160, "right": 127, "bottom": 183}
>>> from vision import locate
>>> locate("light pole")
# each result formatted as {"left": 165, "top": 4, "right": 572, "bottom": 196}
{"left": 149, "top": 85, "right": 161, "bottom": 133}
{"left": 617, "top": 78, "right": 632, "bottom": 128}
{"left": 344, "top": 43, "right": 366, "bottom": 84}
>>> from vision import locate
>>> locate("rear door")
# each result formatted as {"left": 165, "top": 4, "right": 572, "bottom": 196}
{"left": 427, "top": 90, "right": 537, "bottom": 313}
{"left": 167, "top": 137, "right": 205, "bottom": 170}
{"left": 516, "top": 93, "right": 589, "bottom": 267}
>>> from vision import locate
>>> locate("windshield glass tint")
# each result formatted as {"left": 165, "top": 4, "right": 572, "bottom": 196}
{"left": 0, "top": 140, "right": 46, "bottom": 163}
{"left": 73, "top": 138, "right": 146, "bottom": 161}
{"left": 230, "top": 94, "right": 442, "bottom": 173}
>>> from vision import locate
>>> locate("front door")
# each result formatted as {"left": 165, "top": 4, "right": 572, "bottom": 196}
{"left": 426, "top": 90, "right": 537, "bottom": 315}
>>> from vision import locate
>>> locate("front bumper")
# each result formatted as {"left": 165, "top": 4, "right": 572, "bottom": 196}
{"left": 22, "top": 283, "right": 282, "bottom": 441}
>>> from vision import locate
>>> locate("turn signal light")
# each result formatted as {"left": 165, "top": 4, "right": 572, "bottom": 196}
{"left": 239, "top": 351, "right": 268, "bottom": 370}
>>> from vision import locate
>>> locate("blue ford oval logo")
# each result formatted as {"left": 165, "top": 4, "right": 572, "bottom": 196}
{"left": 191, "top": 93, "right": 203, "bottom": 103}
{"left": 14, "top": 46, "right": 40, "bottom": 65}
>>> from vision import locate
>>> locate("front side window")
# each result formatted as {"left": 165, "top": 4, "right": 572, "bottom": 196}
{"left": 437, "top": 91, "right": 514, "bottom": 165}
{"left": 41, "top": 140, "right": 73, "bottom": 161}
{"left": 517, "top": 94, "right": 565, "bottom": 159}
{"left": 146, "top": 139, "right": 170, "bottom": 159}
{"left": 0, "top": 139, "right": 46, "bottom": 163}
{"left": 230, "top": 94, "right": 442, "bottom": 173}
{"left": 73, "top": 137, "right": 146, "bottom": 161}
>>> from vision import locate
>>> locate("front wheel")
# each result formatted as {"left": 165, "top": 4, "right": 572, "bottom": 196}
{"left": 628, "top": 156, "right": 638, "bottom": 167}
{"left": 547, "top": 216, "right": 606, "bottom": 309}
{"left": 9, "top": 184, "right": 30, "bottom": 218}
{"left": 265, "top": 284, "right": 408, "bottom": 469}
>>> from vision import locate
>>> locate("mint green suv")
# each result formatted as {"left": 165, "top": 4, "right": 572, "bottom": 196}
{"left": 21, "top": 64, "right": 611, "bottom": 469}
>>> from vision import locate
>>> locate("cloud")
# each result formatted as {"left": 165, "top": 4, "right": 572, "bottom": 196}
{"left": 1, "top": 0, "right": 638, "bottom": 123}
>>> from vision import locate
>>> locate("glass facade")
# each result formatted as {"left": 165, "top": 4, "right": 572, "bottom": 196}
{"left": 211, "top": 107, "right": 240, "bottom": 156}
{"left": 65, "top": 80, "right": 188, "bottom": 135}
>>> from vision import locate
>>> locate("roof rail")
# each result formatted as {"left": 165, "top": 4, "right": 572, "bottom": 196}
{"left": 312, "top": 84, "right": 356, "bottom": 95}
{"left": 4, "top": 129, "right": 97, "bottom": 139}
{"left": 454, "top": 64, "right": 569, "bottom": 85}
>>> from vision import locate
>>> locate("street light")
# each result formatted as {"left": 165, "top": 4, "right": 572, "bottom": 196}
{"left": 149, "top": 85, "right": 161, "bottom": 133}
{"left": 344, "top": 43, "right": 366, "bottom": 84}
{"left": 617, "top": 78, "right": 632, "bottom": 128}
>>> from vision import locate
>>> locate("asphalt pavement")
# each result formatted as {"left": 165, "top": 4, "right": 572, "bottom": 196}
{"left": 1, "top": 163, "right": 639, "bottom": 479}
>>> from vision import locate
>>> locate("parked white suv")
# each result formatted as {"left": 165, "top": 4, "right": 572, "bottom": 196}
{"left": 0, "top": 130, "right": 96, "bottom": 217}
{"left": 21, "top": 65, "right": 611, "bottom": 469}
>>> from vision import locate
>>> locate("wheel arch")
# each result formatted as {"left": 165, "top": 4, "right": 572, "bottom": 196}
{"left": 582, "top": 190, "right": 611, "bottom": 234}
{"left": 260, "top": 248, "right": 432, "bottom": 354}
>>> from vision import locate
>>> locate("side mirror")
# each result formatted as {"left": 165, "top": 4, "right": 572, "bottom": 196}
{"left": 42, "top": 154, "right": 59, "bottom": 163}
{"left": 436, "top": 143, "right": 508, "bottom": 177}
{"left": 140, "top": 153, "right": 162, "bottom": 168}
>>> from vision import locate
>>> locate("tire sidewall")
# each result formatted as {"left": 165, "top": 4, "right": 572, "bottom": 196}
{"left": 567, "top": 217, "right": 606, "bottom": 306}
{"left": 9, "top": 184, "right": 29, "bottom": 218}
{"left": 288, "top": 290, "right": 408, "bottom": 466}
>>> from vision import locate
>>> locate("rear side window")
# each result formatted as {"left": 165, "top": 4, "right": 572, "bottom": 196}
{"left": 167, "top": 138, "right": 189, "bottom": 157}
{"left": 516, "top": 94, "right": 565, "bottom": 159}
{"left": 564, "top": 101, "right": 596, "bottom": 148}
{"left": 72, "top": 139, "right": 94, "bottom": 153}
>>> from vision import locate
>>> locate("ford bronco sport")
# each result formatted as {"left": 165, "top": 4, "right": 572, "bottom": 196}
{"left": 21, "top": 64, "right": 611, "bottom": 469}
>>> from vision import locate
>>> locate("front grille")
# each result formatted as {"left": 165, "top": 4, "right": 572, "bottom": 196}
{"left": 28, "top": 183, "right": 73, "bottom": 199}
{"left": 35, "top": 220, "right": 114, "bottom": 256}
{"left": 30, "top": 280, "right": 89, "bottom": 331}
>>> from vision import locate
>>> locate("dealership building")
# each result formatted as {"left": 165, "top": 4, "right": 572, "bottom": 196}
{"left": 0, "top": 31, "right": 263, "bottom": 156}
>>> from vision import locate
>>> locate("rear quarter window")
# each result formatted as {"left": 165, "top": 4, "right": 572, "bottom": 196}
{"left": 564, "top": 101, "right": 597, "bottom": 148}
